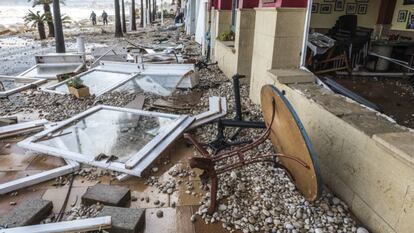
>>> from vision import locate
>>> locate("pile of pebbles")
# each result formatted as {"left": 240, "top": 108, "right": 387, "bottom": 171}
{"left": 193, "top": 164, "right": 365, "bottom": 233}
{"left": 65, "top": 203, "right": 103, "bottom": 221}
{"left": 0, "top": 90, "right": 137, "bottom": 122}
{"left": 76, "top": 167, "right": 119, "bottom": 181}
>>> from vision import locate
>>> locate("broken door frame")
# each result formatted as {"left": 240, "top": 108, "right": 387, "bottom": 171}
{"left": 0, "top": 76, "right": 47, "bottom": 97}
{"left": 42, "top": 68, "right": 140, "bottom": 97}
{"left": 18, "top": 105, "right": 194, "bottom": 176}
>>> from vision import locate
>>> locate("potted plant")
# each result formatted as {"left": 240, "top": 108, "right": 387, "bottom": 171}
{"left": 66, "top": 77, "right": 90, "bottom": 98}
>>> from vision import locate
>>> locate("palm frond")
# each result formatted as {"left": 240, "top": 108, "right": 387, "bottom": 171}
{"left": 28, "top": 0, "right": 65, "bottom": 7}
{"left": 24, "top": 10, "right": 47, "bottom": 27}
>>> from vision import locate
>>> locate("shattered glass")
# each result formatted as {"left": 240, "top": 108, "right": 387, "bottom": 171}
{"left": 115, "top": 74, "right": 184, "bottom": 96}
{"left": 0, "top": 80, "right": 26, "bottom": 91}
{"left": 53, "top": 70, "right": 132, "bottom": 95}
{"left": 36, "top": 108, "right": 175, "bottom": 162}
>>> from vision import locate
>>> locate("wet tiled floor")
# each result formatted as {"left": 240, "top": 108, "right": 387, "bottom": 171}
{"left": 0, "top": 135, "right": 236, "bottom": 232}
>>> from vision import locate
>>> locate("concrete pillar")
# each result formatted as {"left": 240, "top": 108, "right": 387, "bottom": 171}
{"left": 210, "top": 8, "right": 217, "bottom": 61}
{"left": 234, "top": 9, "right": 256, "bottom": 79}
{"left": 213, "top": 9, "right": 232, "bottom": 40}
{"left": 249, "top": 7, "right": 307, "bottom": 104}
{"left": 185, "top": 0, "right": 196, "bottom": 35}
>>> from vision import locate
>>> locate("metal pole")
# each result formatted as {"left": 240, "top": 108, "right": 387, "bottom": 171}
{"left": 232, "top": 75, "right": 243, "bottom": 121}
{"left": 53, "top": 0, "right": 65, "bottom": 53}
{"left": 231, "top": 0, "right": 237, "bottom": 32}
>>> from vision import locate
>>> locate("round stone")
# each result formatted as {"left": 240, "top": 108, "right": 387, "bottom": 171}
{"left": 156, "top": 210, "right": 163, "bottom": 218}
{"left": 356, "top": 227, "right": 369, "bottom": 233}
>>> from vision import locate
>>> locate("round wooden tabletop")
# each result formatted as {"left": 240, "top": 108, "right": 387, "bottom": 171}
{"left": 261, "top": 85, "right": 322, "bottom": 201}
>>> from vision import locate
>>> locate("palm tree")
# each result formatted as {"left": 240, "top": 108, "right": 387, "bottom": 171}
{"left": 53, "top": 0, "right": 65, "bottom": 53}
{"left": 24, "top": 10, "right": 47, "bottom": 40}
{"left": 148, "top": 0, "right": 152, "bottom": 23}
{"left": 131, "top": 0, "right": 136, "bottom": 30}
{"left": 152, "top": 0, "right": 156, "bottom": 21}
{"left": 114, "top": 0, "right": 123, "bottom": 37}
{"left": 121, "top": 0, "right": 127, "bottom": 33}
{"left": 27, "top": 0, "right": 65, "bottom": 37}
{"left": 140, "top": 0, "right": 144, "bottom": 27}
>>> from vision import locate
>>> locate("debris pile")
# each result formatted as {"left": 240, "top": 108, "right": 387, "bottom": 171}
{"left": 0, "top": 17, "right": 372, "bottom": 233}
{"left": 195, "top": 165, "right": 360, "bottom": 233}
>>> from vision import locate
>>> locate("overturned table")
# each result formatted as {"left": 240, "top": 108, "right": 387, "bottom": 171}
{"left": 185, "top": 85, "right": 322, "bottom": 214}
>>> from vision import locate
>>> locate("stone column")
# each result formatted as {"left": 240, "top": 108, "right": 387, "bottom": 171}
{"left": 249, "top": 7, "right": 307, "bottom": 104}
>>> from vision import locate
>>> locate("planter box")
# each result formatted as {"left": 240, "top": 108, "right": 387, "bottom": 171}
{"left": 68, "top": 86, "right": 90, "bottom": 98}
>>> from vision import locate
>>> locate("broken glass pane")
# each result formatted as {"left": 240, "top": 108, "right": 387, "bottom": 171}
{"left": 36, "top": 108, "right": 175, "bottom": 162}
{"left": 53, "top": 70, "right": 132, "bottom": 95}
{"left": 116, "top": 74, "right": 184, "bottom": 96}
{"left": 0, "top": 80, "right": 26, "bottom": 91}
{"left": 21, "top": 64, "right": 82, "bottom": 78}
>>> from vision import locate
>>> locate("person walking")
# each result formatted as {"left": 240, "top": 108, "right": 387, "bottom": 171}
{"left": 90, "top": 11, "right": 97, "bottom": 25}
{"left": 102, "top": 10, "right": 108, "bottom": 26}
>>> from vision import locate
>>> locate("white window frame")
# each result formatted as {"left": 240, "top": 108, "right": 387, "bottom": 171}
{"left": 187, "top": 96, "right": 227, "bottom": 130}
{"left": 18, "top": 63, "right": 85, "bottom": 80}
{"left": 42, "top": 68, "right": 140, "bottom": 97}
{"left": 1, "top": 216, "right": 111, "bottom": 233}
{"left": 0, "top": 119, "right": 48, "bottom": 139}
{"left": 98, "top": 61, "right": 198, "bottom": 88}
{"left": 0, "top": 76, "right": 47, "bottom": 97}
{"left": 116, "top": 96, "right": 227, "bottom": 181}
{"left": 18, "top": 105, "right": 195, "bottom": 177}
{"left": 300, "top": 0, "right": 314, "bottom": 71}
{"left": 0, "top": 159, "right": 79, "bottom": 195}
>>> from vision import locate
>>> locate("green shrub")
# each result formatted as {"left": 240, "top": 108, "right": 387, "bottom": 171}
{"left": 66, "top": 77, "right": 85, "bottom": 89}
{"left": 217, "top": 30, "right": 235, "bottom": 41}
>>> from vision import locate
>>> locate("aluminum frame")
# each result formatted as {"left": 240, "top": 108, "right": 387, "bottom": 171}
{"left": 0, "top": 159, "right": 79, "bottom": 195}
{"left": 35, "top": 53, "right": 86, "bottom": 64}
{"left": 18, "top": 105, "right": 195, "bottom": 177}
{"left": 18, "top": 63, "right": 85, "bottom": 80}
{"left": 42, "top": 68, "right": 140, "bottom": 97}
{"left": 116, "top": 97, "right": 224, "bottom": 181}
{"left": 1, "top": 216, "right": 112, "bottom": 233}
{"left": 187, "top": 96, "right": 227, "bottom": 130}
{"left": 98, "top": 61, "right": 199, "bottom": 88}
{"left": 0, "top": 119, "right": 48, "bottom": 139}
{"left": 0, "top": 76, "right": 47, "bottom": 97}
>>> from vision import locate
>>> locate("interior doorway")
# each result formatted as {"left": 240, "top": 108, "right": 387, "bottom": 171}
{"left": 300, "top": 0, "right": 414, "bottom": 129}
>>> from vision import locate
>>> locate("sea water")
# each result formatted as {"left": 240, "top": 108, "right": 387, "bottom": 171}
{"left": 0, "top": 0, "right": 115, "bottom": 27}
